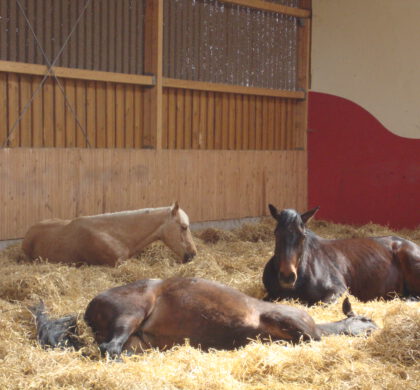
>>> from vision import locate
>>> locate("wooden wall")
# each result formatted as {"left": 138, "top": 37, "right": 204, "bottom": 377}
{"left": 0, "top": 0, "right": 311, "bottom": 240}
{"left": 0, "top": 71, "right": 306, "bottom": 150}
{"left": 0, "top": 148, "right": 307, "bottom": 240}
{"left": 162, "top": 88, "right": 305, "bottom": 150}
{"left": 0, "top": 71, "right": 149, "bottom": 148}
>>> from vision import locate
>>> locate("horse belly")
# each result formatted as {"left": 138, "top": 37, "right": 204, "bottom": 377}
{"left": 140, "top": 298, "right": 260, "bottom": 350}
{"left": 23, "top": 221, "right": 73, "bottom": 262}
{"left": 345, "top": 246, "right": 403, "bottom": 300}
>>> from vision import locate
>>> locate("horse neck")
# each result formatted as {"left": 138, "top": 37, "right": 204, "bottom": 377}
{"left": 299, "top": 230, "right": 321, "bottom": 269}
{"left": 96, "top": 208, "right": 171, "bottom": 254}
{"left": 316, "top": 319, "right": 349, "bottom": 336}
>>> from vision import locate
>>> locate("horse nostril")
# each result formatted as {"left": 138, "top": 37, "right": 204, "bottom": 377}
{"left": 280, "top": 271, "right": 297, "bottom": 285}
{"left": 183, "top": 252, "right": 195, "bottom": 263}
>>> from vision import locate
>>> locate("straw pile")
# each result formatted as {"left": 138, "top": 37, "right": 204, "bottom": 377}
{"left": 0, "top": 218, "right": 419, "bottom": 390}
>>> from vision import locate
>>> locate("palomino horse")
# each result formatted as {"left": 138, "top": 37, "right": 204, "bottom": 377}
{"left": 263, "top": 205, "right": 420, "bottom": 305}
{"left": 83, "top": 277, "right": 376, "bottom": 356}
{"left": 22, "top": 202, "right": 197, "bottom": 266}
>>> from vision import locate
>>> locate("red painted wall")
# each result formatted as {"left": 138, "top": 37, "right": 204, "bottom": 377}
{"left": 308, "top": 91, "right": 420, "bottom": 229}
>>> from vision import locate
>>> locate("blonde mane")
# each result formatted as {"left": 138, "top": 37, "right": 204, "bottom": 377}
{"left": 84, "top": 206, "right": 172, "bottom": 219}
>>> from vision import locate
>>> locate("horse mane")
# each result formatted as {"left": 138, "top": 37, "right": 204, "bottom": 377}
{"left": 298, "top": 229, "right": 321, "bottom": 271}
{"left": 83, "top": 206, "right": 173, "bottom": 219}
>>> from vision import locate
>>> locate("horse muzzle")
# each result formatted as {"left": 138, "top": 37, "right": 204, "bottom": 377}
{"left": 278, "top": 271, "right": 297, "bottom": 288}
{"left": 183, "top": 251, "right": 196, "bottom": 263}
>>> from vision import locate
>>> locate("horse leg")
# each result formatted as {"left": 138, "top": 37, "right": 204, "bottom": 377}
{"left": 122, "top": 334, "right": 150, "bottom": 355}
{"left": 259, "top": 310, "right": 321, "bottom": 343}
{"left": 397, "top": 242, "right": 420, "bottom": 298}
{"left": 321, "top": 286, "right": 347, "bottom": 305}
{"left": 99, "top": 312, "right": 146, "bottom": 358}
{"left": 262, "top": 257, "right": 282, "bottom": 301}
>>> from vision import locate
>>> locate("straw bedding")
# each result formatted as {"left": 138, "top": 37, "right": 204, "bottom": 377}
{"left": 0, "top": 218, "right": 419, "bottom": 390}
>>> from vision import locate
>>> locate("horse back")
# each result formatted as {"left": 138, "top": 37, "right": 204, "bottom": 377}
{"left": 325, "top": 236, "right": 405, "bottom": 300}
{"left": 22, "top": 217, "right": 127, "bottom": 265}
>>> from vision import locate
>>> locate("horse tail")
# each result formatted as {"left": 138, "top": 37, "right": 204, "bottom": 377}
{"left": 29, "top": 300, "right": 81, "bottom": 349}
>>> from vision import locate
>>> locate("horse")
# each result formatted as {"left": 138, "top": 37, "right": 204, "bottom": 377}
{"left": 263, "top": 204, "right": 420, "bottom": 305}
{"left": 22, "top": 202, "right": 197, "bottom": 266}
{"left": 80, "top": 277, "right": 377, "bottom": 356}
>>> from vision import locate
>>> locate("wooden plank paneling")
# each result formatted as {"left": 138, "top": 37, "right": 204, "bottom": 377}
{"left": 199, "top": 91, "right": 207, "bottom": 149}
{"left": 0, "top": 73, "right": 8, "bottom": 146}
{"left": 0, "top": 149, "right": 307, "bottom": 240}
{"left": 176, "top": 89, "right": 184, "bottom": 149}
{"left": 214, "top": 92, "right": 222, "bottom": 149}
{"left": 7, "top": 73, "right": 20, "bottom": 147}
{"left": 167, "top": 88, "right": 176, "bottom": 148}
{"left": 54, "top": 81, "right": 65, "bottom": 147}
{"left": 183, "top": 89, "right": 192, "bottom": 149}
{"left": 162, "top": 88, "right": 168, "bottom": 148}
{"left": 43, "top": 77, "right": 54, "bottom": 147}
{"left": 75, "top": 79, "right": 87, "bottom": 147}
{"left": 86, "top": 80, "right": 97, "bottom": 146}
{"left": 31, "top": 77, "right": 44, "bottom": 147}
{"left": 0, "top": 76, "right": 149, "bottom": 149}
{"left": 191, "top": 90, "right": 200, "bottom": 149}
{"left": 207, "top": 92, "right": 215, "bottom": 150}
{"left": 106, "top": 82, "right": 116, "bottom": 148}
{"left": 0, "top": 74, "right": 303, "bottom": 150}
{"left": 124, "top": 85, "right": 134, "bottom": 148}
{"left": 65, "top": 79, "right": 76, "bottom": 147}
{"left": 96, "top": 81, "right": 107, "bottom": 148}
{"left": 133, "top": 85, "right": 144, "bottom": 148}
{"left": 115, "top": 83, "right": 125, "bottom": 148}
{"left": 19, "top": 75, "right": 32, "bottom": 147}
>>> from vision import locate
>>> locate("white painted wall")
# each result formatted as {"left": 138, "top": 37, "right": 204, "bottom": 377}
{"left": 311, "top": 0, "right": 420, "bottom": 139}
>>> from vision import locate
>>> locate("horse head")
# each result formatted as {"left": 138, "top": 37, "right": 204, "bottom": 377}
{"left": 268, "top": 204, "right": 320, "bottom": 289}
{"left": 317, "top": 297, "right": 378, "bottom": 336}
{"left": 160, "top": 201, "right": 197, "bottom": 263}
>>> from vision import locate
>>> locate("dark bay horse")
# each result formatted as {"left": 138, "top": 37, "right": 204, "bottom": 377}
{"left": 22, "top": 202, "right": 197, "bottom": 266}
{"left": 263, "top": 205, "right": 420, "bottom": 305}
{"left": 80, "top": 277, "right": 376, "bottom": 356}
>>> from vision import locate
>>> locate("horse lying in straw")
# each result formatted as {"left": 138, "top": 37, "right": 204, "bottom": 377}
{"left": 263, "top": 205, "right": 420, "bottom": 305}
{"left": 33, "top": 277, "right": 377, "bottom": 356}
{"left": 22, "top": 202, "right": 197, "bottom": 266}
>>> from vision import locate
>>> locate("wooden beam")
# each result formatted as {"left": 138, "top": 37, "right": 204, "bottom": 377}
{"left": 163, "top": 78, "right": 306, "bottom": 100}
{"left": 220, "top": 0, "right": 311, "bottom": 18}
{"left": 0, "top": 60, "right": 154, "bottom": 86}
{"left": 143, "top": 0, "right": 164, "bottom": 149}
{"left": 296, "top": 2, "right": 312, "bottom": 151}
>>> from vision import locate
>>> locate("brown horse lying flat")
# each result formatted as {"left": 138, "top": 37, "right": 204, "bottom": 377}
{"left": 22, "top": 202, "right": 197, "bottom": 266}
{"left": 81, "top": 277, "right": 377, "bottom": 356}
{"left": 263, "top": 205, "right": 420, "bottom": 305}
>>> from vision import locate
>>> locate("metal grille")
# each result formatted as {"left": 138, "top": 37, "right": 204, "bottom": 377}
{"left": 163, "top": 0, "right": 299, "bottom": 90}
{"left": 0, "top": 0, "right": 145, "bottom": 74}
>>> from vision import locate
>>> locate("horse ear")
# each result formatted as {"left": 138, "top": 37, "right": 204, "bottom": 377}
{"left": 171, "top": 201, "right": 180, "bottom": 216}
{"left": 268, "top": 204, "right": 279, "bottom": 220}
{"left": 342, "top": 297, "right": 356, "bottom": 317}
{"left": 300, "top": 206, "right": 320, "bottom": 224}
